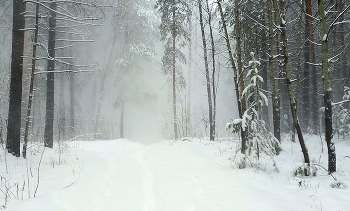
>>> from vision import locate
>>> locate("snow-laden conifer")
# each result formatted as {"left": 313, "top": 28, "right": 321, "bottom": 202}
{"left": 227, "top": 53, "right": 280, "bottom": 169}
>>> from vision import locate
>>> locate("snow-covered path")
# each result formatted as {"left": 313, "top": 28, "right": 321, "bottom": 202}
{"left": 5, "top": 139, "right": 350, "bottom": 211}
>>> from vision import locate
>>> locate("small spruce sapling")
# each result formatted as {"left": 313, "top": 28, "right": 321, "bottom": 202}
{"left": 227, "top": 52, "right": 280, "bottom": 169}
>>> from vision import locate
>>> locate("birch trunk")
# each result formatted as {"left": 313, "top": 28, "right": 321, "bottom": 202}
{"left": 274, "top": 0, "right": 310, "bottom": 170}
{"left": 318, "top": 0, "right": 336, "bottom": 174}
{"left": 23, "top": 0, "right": 39, "bottom": 158}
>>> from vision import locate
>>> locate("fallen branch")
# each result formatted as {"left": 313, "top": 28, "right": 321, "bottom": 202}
{"left": 313, "top": 163, "right": 337, "bottom": 181}
{"left": 63, "top": 174, "right": 80, "bottom": 189}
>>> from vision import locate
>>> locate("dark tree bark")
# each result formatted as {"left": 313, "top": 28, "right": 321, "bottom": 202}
{"left": 260, "top": 16, "right": 270, "bottom": 127}
{"left": 339, "top": 0, "right": 348, "bottom": 87}
{"left": 268, "top": 0, "right": 281, "bottom": 143}
{"left": 274, "top": 0, "right": 310, "bottom": 170}
{"left": 318, "top": 0, "right": 336, "bottom": 174}
{"left": 234, "top": 0, "right": 248, "bottom": 153}
{"left": 7, "top": 0, "right": 26, "bottom": 157}
{"left": 304, "top": 0, "right": 319, "bottom": 134}
{"left": 44, "top": 0, "right": 57, "bottom": 148}
{"left": 217, "top": 0, "right": 248, "bottom": 152}
{"left": 302, "top": 4, "right": 311, "bottom": 131}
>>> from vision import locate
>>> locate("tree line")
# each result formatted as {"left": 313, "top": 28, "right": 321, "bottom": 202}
{"left": 1, "top": 0, "right": 349, "bottom": 175}
{"left": 156, "top": 0, "right": 349, "bottom": 174}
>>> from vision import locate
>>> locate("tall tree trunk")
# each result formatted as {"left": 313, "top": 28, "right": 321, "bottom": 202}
{"left": 23, "top": 0, "right": 39, "bottom": 158}
{"left": 7, "top": 0, "right": 26, "bottom": 156}
{"left": 198, "top": 0, "right": 213, "bottom": 141}
{"left": 68, "top": 15, "right": 75, "bottom": 138}
{"left": 172, "top": 2, "right": 178, "bottom": 139}
{"left": 58, "top": 72, "right": 66, "bottom": 140}
{"left": 44, "top": 0, "right": 57, "bottom": 148}
{"left": 186, "top": 4, "right": 192, "bottom": 137}
{"left": 246, "top": 0, "right": 253, "bottom": 55}
{"left": 119, "top": 3, "right": 129, "bottom": 139}
{"left": 268, "top": 0, "right": 280, "bottom": 143}
{"left": 94, "top": 33, "right": 118, "bottom": 135}
{"left": 69, "top": 72, "right": 75, "bottom": 138}
{"left": 120, "top": 102, "right": 124, "bottom": 138}
{"left": 318, "top": 0, "right": 336, "bottom": 174}
{"left": 339, "top": 0, "right": 347, "bottom": 86}
{"left": 305, "top": 0, "right": 319, "bottom": 134}
{"left": 234, "top": 0, "right": 248, "bottom": 153}
{"left": 206, "top": 0, "right": 217, "bottom": 141}
{"left": 274, "top": 0, "right": 310, "bottom": 170}
{"left": 302, "top": 4, "right": 311, "bottom": 132}
{"left": 260, "top": 15, "right": 270, "bottom": 126}
{"left": 217, "top": 0, "right": 248, "bottom": 152}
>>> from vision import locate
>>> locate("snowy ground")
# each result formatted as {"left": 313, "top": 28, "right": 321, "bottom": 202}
{"left": 1, "top": 135, "right": 350, "bottom": 211}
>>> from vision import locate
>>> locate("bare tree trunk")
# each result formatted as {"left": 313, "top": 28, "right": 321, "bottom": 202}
{"left": 69, "top": 72, "right": 75, "bottom": 138}
{"left": 186, "top": 6, "right": 192, "bottom": 138}
{"left": 58, "top": 73, "right": 66, "bottom": 140}
{"left": 23, "top": 0, "right": 39, "bottom": 158}
{"left": 234, "top": 0, "right": 248, "bottom": 153}
{"left": 217, "top": 0, "right": 248, "bottom": 152}
{"left": 305, "top": 0, "right": 319, "bottom": 134}
{"left": 198, "top": 0, "right": 213, "bottom": 141}
{"left": 339, "top": 0, "right": 347, "bottom": 86}
{"left": 120, "top": 102, "right": 124, "bottom": 138}
{"left": 172, "top": 3, "right": 178, "bottom": 140}
{"left": 94, "top": 32, "right": 118, "bottom": 135}
{"left": 7, "top": 0, "right": 26, "bottom": 156}
{"left": 44, "top": 0, "right": 57, "bottom": 148}
{"left": 206, "top": 0, "right": 217, "bottom": 141}
{"left": 260, "top": 16, "right": 270, "bottom": 126}
{"left": 302, "top": 0, "right": 311, "bottom": 131}
{"left": 318, "top": 0, "right": 336, "bottom": 174}
{"left": 119, "top": 3, "right": 129, "bottom": 139}
{"left": 268, "top": 0, "right": 280, "bottom": 143}
{"left": 67, "top": 12, "right": 75, "bottom": 138}
{"left": 274, "top": 0, "right": 310, "bottom": 169}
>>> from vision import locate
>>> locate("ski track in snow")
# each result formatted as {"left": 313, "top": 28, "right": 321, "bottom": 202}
{"left": 5, "top": 138, "right": 350, "bottom": 211}
{"left": 135, "top": 148, "right": 157, "bottom": 211}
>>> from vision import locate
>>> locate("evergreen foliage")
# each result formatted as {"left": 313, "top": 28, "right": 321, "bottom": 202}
{"left": 227, "top": 53, "right": 280, "bottom": 168}
{"left": 113, "top": 0, "right": 159, "bottom": 108}
{"left": 155, "top": 0, "right": 190, "bottom": 86}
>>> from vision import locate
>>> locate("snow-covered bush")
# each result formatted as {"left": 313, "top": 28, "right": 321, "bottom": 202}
{"left": 227, "top": 52, "right": 280, "bottom": 169}
{"left": 329, "top": 181, "right": 348, "bottom": 189}
{"left": 293, "top": 164, "right": 317, "bottom": 177}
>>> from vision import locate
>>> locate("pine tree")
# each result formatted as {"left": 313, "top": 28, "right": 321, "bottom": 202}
{"left": 155, "top": 0, "right": 190, "bottom": 139}
{"left": 227, "top": 53, "right": 279, "bottom": 168}
{"left": 113, "top": 0, "right": 159, "bottom": 138}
